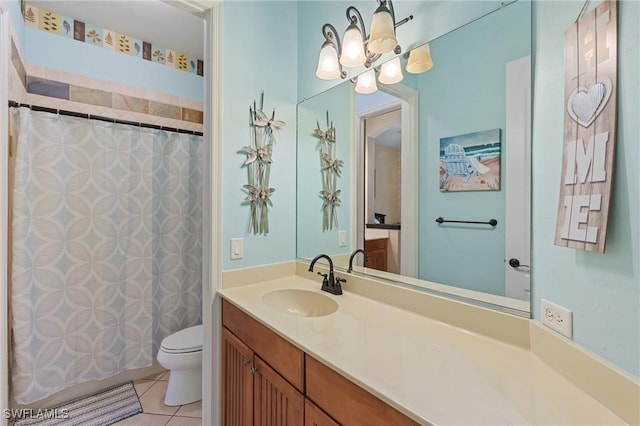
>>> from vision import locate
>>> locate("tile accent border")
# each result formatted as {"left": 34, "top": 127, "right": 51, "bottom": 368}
{"left": 9, "top": 36, "right": 203, "bottom": 132}
{"left": 23, "top": 3, "right": 204, "bottom": 76}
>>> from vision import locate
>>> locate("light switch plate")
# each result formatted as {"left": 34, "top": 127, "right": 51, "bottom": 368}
{"left": 230, "top": 238, "right": 243, "bottom": 260}
{"left": 541, "top": 298, "right": 573, "bottom": 339}
{"left": 338, "top": 230, "right": 347, "bottom": 247}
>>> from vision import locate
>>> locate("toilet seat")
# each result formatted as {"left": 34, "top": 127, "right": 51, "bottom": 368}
{"left": 160, "top": 324, "right": 203, "bottom": 354}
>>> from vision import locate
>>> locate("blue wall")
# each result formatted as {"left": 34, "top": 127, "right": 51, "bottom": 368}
{"left": 221, "top": 1, "right": 298, "bottom": 270}
{"left": 294, "top": 0, "right": 639, "bottom": 378}
{"left": 417, "top": 1, "right": 531, "bottom": 296}
{"left": 297, "top": 82, "right": 354, "bottom": 259}
{"left": 24, "top": 29, "right": 203, "bottom": 101}
{"left": 532, "top": 0, "right": 639, "bottom": 378}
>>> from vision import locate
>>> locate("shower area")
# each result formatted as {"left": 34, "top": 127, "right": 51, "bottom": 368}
{"left": 6, "top": 106, "right": 203, "bottom": 406}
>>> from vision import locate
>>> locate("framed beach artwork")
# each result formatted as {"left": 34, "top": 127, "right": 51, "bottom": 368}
{"left": 439, "top": 128, "right": 501, "bottom": 192}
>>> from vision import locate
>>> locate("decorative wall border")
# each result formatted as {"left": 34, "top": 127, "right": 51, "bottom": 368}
{"left": 23, "top": 3, "right": 204, "bottom": 76}
{"left": 8, "top": 35, "right": 204, "bottom": 132}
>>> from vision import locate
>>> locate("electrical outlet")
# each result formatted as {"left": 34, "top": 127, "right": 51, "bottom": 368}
{"left": 541, "top": 298, "right": 573, "bottom": 339}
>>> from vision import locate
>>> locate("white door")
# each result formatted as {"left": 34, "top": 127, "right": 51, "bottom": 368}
{"left": 505, "top": 56, "right": 532, "bottom": 300}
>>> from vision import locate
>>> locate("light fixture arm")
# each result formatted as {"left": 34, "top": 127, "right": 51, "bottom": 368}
{"left": 378, "top": 0, "right": 413, "bottom": 54}
{"left": 346, "top": 6, "right": 368, "bottom": 43}
{"left": 321, "top": 23, "right": 347, "bottom": 79}
{"left": 345, "top": 6, "right": 382, "bottom": 68}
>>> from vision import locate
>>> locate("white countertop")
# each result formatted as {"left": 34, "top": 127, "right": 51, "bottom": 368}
{"left": 218, "top": 276, "right": 624, "bottom": 425}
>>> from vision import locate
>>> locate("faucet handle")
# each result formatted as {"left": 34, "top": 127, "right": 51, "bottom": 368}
{"left": 336, "top": 277, "right": 346, "bottom": 284}
{"left": 317, "top": 272, "right": 329, "bottom": 287}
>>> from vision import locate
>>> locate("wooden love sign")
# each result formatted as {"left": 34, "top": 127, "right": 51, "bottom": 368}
{"left": 555, "top": 0, "right": 617, "bottom": 253}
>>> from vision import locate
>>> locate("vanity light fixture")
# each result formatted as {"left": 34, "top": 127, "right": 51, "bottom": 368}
{"left": 406, "top": 43, "right": 434, "bottom": 74}
{"left": 378, "top": 56, "right": 403, "bottom": 84}
{"left": 316, "top": 24, "right": 346, "bottom": 80}
{"left": 354, "top": 69, "right": 378, "bottom": 94}
{"left": 315, "top": 0, "right": 413, "bottom": 81}
{"left": 354, "top": 44, "right": 433, "bottom": 94}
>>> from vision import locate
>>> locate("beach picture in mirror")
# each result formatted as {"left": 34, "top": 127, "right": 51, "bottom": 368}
{"left": 439, "top": 128, "right": 501, "bottom": 192}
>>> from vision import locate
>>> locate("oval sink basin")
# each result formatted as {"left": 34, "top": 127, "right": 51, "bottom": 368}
{"left": 262, "top": 289, "right": 338, "bottom": 318}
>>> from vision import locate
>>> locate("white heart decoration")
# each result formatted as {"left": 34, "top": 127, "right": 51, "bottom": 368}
{"left": 567, "top": 77, "right": 612, "bottom": 128}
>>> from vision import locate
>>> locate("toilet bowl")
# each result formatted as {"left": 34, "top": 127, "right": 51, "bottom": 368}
{"left": 156, "top": 324, "right": 203, "bottom": 406}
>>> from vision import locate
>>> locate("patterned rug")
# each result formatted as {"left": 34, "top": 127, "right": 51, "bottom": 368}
{"left": 14, "top": 381, "right": 143, "bottom": 426}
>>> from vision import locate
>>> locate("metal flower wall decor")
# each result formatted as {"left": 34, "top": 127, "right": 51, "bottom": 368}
{"left": 313, "top": 112, "right": 343, "bottom": 231}
{"left": 241, "top": 92, "right": 286, "bottom": 235}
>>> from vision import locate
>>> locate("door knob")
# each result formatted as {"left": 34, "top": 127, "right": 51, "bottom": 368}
{"left": 508, "top": 258, "right": 530, "bottom": 269}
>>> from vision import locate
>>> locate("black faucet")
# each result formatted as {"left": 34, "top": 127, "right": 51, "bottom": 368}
{"left": 308, "top": 254, "right": 345, "bottom": 295}
{"left": 347, "top": 249, "right": 368, "bottom": 273}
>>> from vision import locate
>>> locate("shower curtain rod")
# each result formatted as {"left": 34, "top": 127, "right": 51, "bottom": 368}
{"left": 8, "top": 101, "right": 204, "bottom": 136}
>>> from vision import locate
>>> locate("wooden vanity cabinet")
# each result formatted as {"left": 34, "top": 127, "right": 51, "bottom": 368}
{"left": 306, "top": 356, "right": 420, "bottom": 426}
{"left": 364, "top": 238, "right": 388, "bottom": 271}
{"left": 222, "top": 327, "right": 254, "bottom": 425}
{"left": 222, "top": 300, "right": 304, "bottom": 426}
{"left": 222, "top": 299, "right": 419, "bottom": 426}
{"left": 304, "top": 399, "right": 340, "bottom": 426}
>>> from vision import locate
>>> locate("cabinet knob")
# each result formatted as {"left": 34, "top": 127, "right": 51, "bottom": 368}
{"left": 250, "top": 366, "right": 258, "bottom": 375}
{"left": 242, "top": 357, "right": 250, "bottom": 365}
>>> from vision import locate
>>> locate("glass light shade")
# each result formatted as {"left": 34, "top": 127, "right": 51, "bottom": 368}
{"left": 406, "top": 43, "right": 434, "bottom": 74}
{"left": 354, "top": 69, "right": 378, "bottom": 94}
{"left": 368, "top": 6, "right": 397, "bottom": 54}
{"left": 316, "top": 43, "right": 341, "bottom": 80}
{"left": 378, "top": 57, "right": 403, "bottom": 84}
{"left": 340, "top": 25, "right": 366, "bottom": 67}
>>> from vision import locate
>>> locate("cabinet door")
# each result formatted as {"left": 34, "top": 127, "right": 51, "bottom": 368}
{"left": 222, "top": 327, "right": 254, "bottom": 426}
{"left": 304, "top": 399, "right": 340, "bottom": 426}
{"left": 253, "top": 356, "right": 304, "bottom": 426}
{"left": 223, "top": 299, "right": 305, "bottom": 392}
{"left": 364, "top": 239, "right": 388, "bottom": 271}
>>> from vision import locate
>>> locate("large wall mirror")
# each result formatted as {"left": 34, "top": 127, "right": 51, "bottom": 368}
{"left": 297, "top": 0, "right": 532, "bottom": 316}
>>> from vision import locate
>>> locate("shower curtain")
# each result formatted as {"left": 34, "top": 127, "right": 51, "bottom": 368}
{"left": 9, "top": 107, "right": 203, "bottom": 404}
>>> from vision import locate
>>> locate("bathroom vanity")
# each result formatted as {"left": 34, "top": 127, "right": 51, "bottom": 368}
{"left": 221, "top": 299, "right": 417, "bottom": 425}
{"left": 218, "top": 263, "right": 634, "bottom": 426}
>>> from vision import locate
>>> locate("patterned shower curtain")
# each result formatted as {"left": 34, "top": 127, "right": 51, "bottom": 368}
{"left": 9, "top": 107, "right": 202, "bottom": 404}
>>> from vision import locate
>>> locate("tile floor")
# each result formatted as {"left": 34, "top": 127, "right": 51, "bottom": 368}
{"left": 114, "top": 370, "right": 202, "bottom": 426}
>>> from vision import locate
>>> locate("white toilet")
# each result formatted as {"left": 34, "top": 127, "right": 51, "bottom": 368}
{"left": 156, "top": 324, "right": 203, "bottom": 406}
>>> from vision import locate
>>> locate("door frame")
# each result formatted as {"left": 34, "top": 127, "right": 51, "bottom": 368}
{"left": 355, "top": 84, "right": 418, "bottom": 277}
{"left": 203, "top": 3, "right": 223, "bottom": 426}
{"left": 504, "top": 55, "right": 532, "bottom": 300}
{"left": 1, "top": 3, "right": 11, "bottom": 424}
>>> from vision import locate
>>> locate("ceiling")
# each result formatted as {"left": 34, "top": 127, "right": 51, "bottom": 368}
{"left": 375, "top": 126, "right": 402, "bottom": 148}
{"left": 28, "top": 0, "right": 205, "bottom": 59}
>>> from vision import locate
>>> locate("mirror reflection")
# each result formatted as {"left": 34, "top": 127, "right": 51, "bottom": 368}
{"left": 297, "top": 0, "right": 531, "bottom": 314}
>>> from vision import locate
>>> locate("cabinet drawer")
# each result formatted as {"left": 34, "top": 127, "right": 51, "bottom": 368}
{"left": 223, "top": 299, "right": 305, "bottom": 392}
{"left": 305, "top": 399, "right": 340, "bottom": 426}
{"left": 306, "top": 355, "right": 419, "bottom": 426}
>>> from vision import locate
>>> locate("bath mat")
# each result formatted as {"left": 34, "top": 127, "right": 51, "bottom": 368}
{"left": 14, "top": 381, "right": 143, "bottom": 426}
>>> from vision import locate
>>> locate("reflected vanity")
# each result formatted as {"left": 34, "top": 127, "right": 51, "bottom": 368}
{"left": 297, "top": 0, "right": 532, "bottom": 316}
